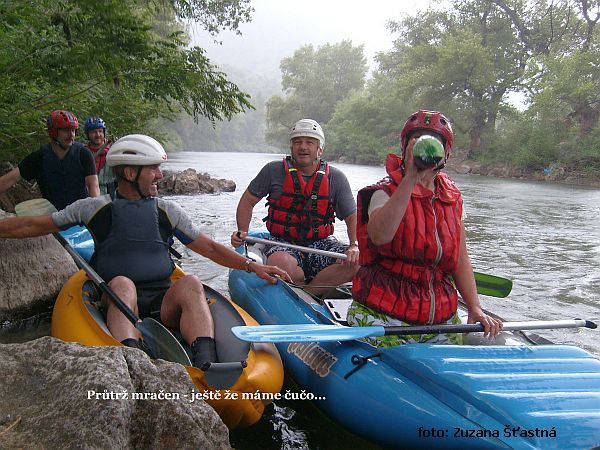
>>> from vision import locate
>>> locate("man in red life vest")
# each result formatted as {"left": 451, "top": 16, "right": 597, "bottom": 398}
{"left": 349, "top": 110, "right": 502, "bottom": 346}
{"left": 231, "top": 119, "right": 359, "bottom": 296}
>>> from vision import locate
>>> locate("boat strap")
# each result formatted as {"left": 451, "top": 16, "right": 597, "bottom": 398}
{"left": 344, "top": 352, "right": 382, "bottom": 379}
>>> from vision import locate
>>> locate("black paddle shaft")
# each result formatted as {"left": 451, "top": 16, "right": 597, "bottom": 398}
{"left": 382, "top": 323, "right": 491, "bottom": 336}
{"left": 383, "top": 320, "right": 597, "bottom": 336}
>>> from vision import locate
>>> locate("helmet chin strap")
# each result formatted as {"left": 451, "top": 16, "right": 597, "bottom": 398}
{"left": 123, "top": 167, "right": 148, "bottom": 199}
{"left": 53, "top": 138, "right": 70, "bottom": 151}
{"left": 133, "top": 167, "right": 148, "bottom": 198}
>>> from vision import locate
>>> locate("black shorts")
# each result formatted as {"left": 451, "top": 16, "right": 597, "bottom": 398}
{"left": 135, "top": 278, "right": 172, "bottom": 320}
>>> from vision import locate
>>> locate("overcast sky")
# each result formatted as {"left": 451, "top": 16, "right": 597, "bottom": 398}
{"left": 190, "top": 0, "right": 432, "bottom": 80}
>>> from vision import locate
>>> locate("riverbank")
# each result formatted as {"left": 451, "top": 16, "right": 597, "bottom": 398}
{"left": 444, "top": 149, "right": 600, "bottom": 188}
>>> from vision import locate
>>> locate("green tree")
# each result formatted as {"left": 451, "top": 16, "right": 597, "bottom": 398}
{"left": 167, "top": 65, "right": 281, "bottom": 152}
{"left": 378, "top": 0, "right": 539, "bottom": 157}
{"left": 0, "top": 0, "right": 252, "bottom": 162}
{"left": 265, "top": 40, "right": 367, "bottom": 148}
{"left": 327, "top": 76, "right": 415, "bottom": 164}
{"left": 530, "top": 0, "right": 600, "bottom": 138}
{"left": 328, "top": 0, "right": 600, "bottom": 167}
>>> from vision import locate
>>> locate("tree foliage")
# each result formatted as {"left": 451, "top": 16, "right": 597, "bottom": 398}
{"left": 168, "top": 65, "right": 281, "bottom": 152}
{"left": 265, "top": 40, "right": 367, "bottom": 148}
{"left": 326, "top": 0, "right": 600, "bottom": 170}
{"left": 326, "top": 76, "right": 415, "bottom": 164}
{"left": 0, "top": 0, "right": 252, "bottom": 162}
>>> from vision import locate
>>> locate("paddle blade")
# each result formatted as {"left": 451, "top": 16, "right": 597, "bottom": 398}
{"left": 473, "top": 271, "right": 512, "bottom": 298}
{"left": 15, "top": 198, "right": 58, "bottom": 216}
{"left": 138, "top": 318, "right": 191, "bottom": 365}
{"left": 232, "top": 324, "right": 385, "bottom": 343}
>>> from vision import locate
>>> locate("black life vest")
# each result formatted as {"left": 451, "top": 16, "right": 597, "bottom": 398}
{"left": 39, "top": 143, "right": 88, "bottom": 210}
{"left": 94, "top": 197, "right": 174, "bottom": 283}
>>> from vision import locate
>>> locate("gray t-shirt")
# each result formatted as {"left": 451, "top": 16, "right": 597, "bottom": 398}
{"left": 52, "top": 194, "right": 202, "bottom": 245}
{"left": 248, "top": 159, "right": 356, "bottom": 220}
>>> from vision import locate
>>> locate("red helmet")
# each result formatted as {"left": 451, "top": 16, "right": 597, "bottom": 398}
{"left": 400, "top": 110, "right": 453, "bottom": 161}
{"left": 47, "top": 110, "right": 79, "bottom": 139}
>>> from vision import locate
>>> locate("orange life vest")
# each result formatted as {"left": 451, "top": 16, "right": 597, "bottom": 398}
{"left": 265, "top": 156, "right": 335, "bottom": 243}
{"left": 352, "top": 153, "right": 463, "bottom": 324}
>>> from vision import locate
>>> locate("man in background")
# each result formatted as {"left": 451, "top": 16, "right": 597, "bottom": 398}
{"left": 84, "top": 116, "right": 116, "bottom": 195}
{"left": 0, "top": 110, "right": 99, "bottom": 209}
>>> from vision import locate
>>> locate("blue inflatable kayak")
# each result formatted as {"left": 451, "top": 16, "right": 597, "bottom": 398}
{"left": 229, "top": 233, "right": 600, "bottom": 449}
{"left": 59, "top": 225, "right": 94, "bottom": 262}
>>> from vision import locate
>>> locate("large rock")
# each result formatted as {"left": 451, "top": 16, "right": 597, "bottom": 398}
{"left": 159, "top": 169, "right": 235, "bottom": 195}
{"left": 0, "top": 210, "right": 77, "bottom": 321}
{"left": 0, "top": 337, "right": 231, "bottom": 449}
{"left": 0, "top": 162, "right": 40, "bottom": 213}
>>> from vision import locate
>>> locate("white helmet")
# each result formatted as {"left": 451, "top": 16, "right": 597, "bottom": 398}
{"left": 289, "top": 119, "right": 325, "bottom": 149}
{"left": 107, "top": 134, "right": 167, "bottom": 167}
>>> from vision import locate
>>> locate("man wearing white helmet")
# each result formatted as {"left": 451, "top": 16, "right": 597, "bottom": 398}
{"left": 0, "top": 134, "right": 290, "bottom": 370}
{"left": 231, "top": 119, "right": 359, "bottom": 296}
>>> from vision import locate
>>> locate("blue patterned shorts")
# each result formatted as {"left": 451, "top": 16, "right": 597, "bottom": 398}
{"left": 263, "top": 236, "right": 348, "bottom": 280}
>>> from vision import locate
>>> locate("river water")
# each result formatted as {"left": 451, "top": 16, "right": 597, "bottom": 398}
{"left": 4, "top": 151, "right": 600, "bottom": 449}
{"left": 164, "top": 151, "right": 599, "bottom": 449}
{"left": 166, "top": 151, "right": 600, "bottom": 354}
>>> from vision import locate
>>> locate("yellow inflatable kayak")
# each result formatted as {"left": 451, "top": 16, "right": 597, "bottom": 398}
{"left": 51, "top": 267, "right": 283, "bottom": 429}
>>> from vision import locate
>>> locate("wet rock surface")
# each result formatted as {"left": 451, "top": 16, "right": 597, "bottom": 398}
{"left": 158, "top": 169, "right": 236, "bottom": 195}
{"left": 0, "top": 210, "right": 76, "bottom": 322}
{"left": 0, "top": 337, "right": 231, "bottom": 449}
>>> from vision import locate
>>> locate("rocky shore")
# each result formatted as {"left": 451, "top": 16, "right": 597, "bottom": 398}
{"left": 0, "top": 225, "right": 232, "bottom": 448}
{"left": 0, "top": 163, "right": 236, "bottom": 214}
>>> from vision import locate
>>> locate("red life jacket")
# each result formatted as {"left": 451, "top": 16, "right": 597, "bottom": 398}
{"left": 352, "top": 153, "right": 463, "bottom": 324}
{"left": 265, "top": 156, "right": 335, "bottom": 243}
{"left": 87, "top": 142, "right": 111, "bottom": 172}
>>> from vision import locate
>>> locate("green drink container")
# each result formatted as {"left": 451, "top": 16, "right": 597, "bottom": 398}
{"left": 413, "top": 135, "right": 444, "bottom": 169}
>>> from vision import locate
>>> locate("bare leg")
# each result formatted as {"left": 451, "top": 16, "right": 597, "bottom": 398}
{"left": 159, "top": 275, "right": 214, "bottom": 345}
{"left": 267, "top": 251, "right": 305, "bottom": 284}
{"left": 102, "top": 276, "right": 140, "bottom": 342}
{"left": 305, "top": 262, "right": 359, "bottom": 296}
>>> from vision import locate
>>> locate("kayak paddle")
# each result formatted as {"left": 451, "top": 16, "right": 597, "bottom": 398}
{"left": 243, "top": 235, "right": 513, "bottom": 298}
{"left": 15, "top": 199, "right": 191, "bottom": 365}
{"left": 232, "top": 319, "right": 598, "bottom": 343}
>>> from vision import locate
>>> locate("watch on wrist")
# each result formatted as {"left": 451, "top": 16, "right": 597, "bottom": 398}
{"left": 244, "top": 258, "right": 255, "bottom": 272}
{"left": 349, "top": 240, "right": 359, "bottom": 247}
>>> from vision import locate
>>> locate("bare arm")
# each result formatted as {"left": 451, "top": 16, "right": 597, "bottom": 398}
{"left": 344, "top": 212, "right": 357, "bottom": 243}
{"left": 187, "top": 232, "right": 291, "bottom": 284}
{"left": 0, "top": 168, "right": 22, "bottom": 195}
{"left": 452, "top": 223, "right": 502, "bottom": 337}
{"left": 343, "top": 212, "right": 360, "bottom": 264}
{"left": 231, "top": 189, "right": 261, "bottom": 247}
{"left": 367, "top": 172, "right": 418, "bottom": 246}
{"left": 86, "top": 174, "right": 100, "bottom": 197}
{"left": 0, "top": 215, "right": 59, "bottom": 238}
{"left": 367, "top": 138, "right": 440, "bottom": 246}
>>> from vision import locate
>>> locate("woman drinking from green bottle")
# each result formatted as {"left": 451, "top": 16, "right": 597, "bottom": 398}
{"left": 348, "top": 110, "right": 503, "bottom": 347}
